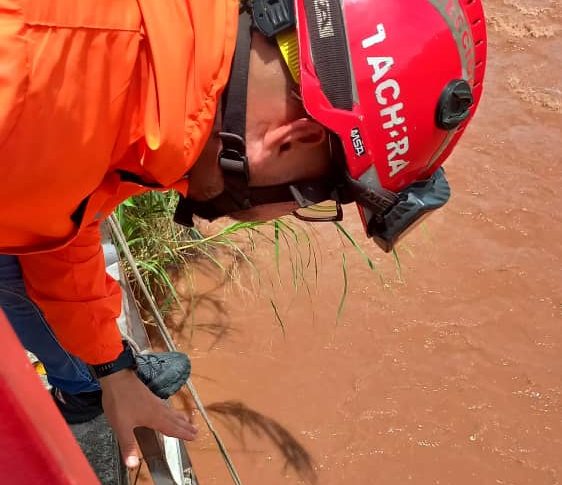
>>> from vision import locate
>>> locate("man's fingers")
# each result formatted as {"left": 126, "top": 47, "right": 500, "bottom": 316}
{"left": 171, "top": 415, "right": 198, "bottom": 440}
{"left": 99, "top": 369, "right": 199, "bottom": 467}
{"left": 115, "top": 425, "right": 141, "bottom": 469}
{"left": 162, "top": 415, "right": 198, "bottom": 440}
{"left": 156, "top": 406, "right": 198, "bottom": 441}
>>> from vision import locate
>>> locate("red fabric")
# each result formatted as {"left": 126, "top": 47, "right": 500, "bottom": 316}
{"left": 0, "top": 309, "right": 100, "bottom": 483}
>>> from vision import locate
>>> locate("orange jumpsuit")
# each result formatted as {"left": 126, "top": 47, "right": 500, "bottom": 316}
{"left": 0, "top": 0, "right": 238, "bottom": 363}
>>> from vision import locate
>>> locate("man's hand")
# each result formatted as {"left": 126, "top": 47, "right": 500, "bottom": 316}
{"left": 99, "top": 369, "right": 198, "bottom": 468}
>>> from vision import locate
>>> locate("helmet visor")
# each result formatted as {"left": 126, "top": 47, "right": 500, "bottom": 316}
{"left": 366, "top": 168, "right": 451, "bottom": 252}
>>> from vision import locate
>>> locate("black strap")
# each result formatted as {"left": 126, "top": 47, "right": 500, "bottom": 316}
{"left": 173, "top": 3, "right": 400, "bottom": 228}
{"left": 174, "top": 176, "right": 344, "bottom": 225}
{"left": 179, "top": 185, "right": 295, "bottom": 221}
{"left": 218, "top": 8, "right": 253, "bottom": 180}
{"left": 221, "top": 8, "right": 251, "bottom": 140}
{"left": 343, "top": 173, "right": 399, "bottom": 216}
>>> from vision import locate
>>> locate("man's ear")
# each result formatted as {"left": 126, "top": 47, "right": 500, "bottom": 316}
{"left": 264, "top": 118, "right": 327, "bottom": 157}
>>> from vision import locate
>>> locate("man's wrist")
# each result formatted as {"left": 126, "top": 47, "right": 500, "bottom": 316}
{"left": 89, "top": 340, "right": 137, "bottom": 379}
{"left": 97, "top": 368, "right": 136, "bottom": 389}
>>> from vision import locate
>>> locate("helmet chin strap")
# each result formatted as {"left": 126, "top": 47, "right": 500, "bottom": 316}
{"left": 174, "top": 5, "right": 337, "bottom": 227}
{"left": 173, "top": 1, "right": 398, "bottom": 228}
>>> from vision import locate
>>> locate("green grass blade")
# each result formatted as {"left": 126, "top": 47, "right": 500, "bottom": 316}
{"left": 333, "top": 222, "right": 376, "bottom": 272}
{"left": 272, "top": 220, "right": 283, "bottom": 285}
{"left": 269, "top": 299, "right": 286, "bottom": 338}
{"left": 336, "top": 253, "right": 348, "bottom": 325}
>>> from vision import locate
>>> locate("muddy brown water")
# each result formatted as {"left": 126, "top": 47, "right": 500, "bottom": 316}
{"left": 141, "top": 1, "right": 562, "bottom": 484}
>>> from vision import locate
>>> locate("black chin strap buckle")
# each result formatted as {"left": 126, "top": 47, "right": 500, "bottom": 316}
{"left": 218, "top": 132, "right": 250, "bottom": 181}
{"left": 252, "top": 0, "right": 295, "bottom": 38}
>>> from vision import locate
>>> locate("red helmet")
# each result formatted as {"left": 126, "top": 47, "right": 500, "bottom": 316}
{"left": 295, "top": 0, "right": 486, "bottom": 189}
{"left": 290, "top": 0, "right": 487, "bottom": 249}
{"left": 175, "top": 0, "right": 488, "bottom": 251}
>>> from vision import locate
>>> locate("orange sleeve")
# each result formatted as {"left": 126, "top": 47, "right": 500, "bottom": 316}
{"left": 18, "top": 223, "right": 123, "bottom": 365}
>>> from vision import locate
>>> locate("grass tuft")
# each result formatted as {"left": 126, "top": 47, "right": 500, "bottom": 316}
{"left": 115, "top": 192, "right": 386, "bottom": 337}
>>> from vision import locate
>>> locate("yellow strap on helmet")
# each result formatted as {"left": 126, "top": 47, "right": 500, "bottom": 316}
{"left": 276, "top": 29, "right": 300, "bottom": 84}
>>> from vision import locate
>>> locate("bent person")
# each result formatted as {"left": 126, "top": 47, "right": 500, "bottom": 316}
{"left": 0, "top": 0, "right": 487, "bottom": 468}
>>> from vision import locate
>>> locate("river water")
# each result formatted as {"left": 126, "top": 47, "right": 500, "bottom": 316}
{"left": 160, "top": 1, "right": 562, "bottom": 484}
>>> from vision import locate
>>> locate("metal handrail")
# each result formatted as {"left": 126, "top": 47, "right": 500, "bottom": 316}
{"left": 108, "top": 215, "right": 243, "bottom": 485}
